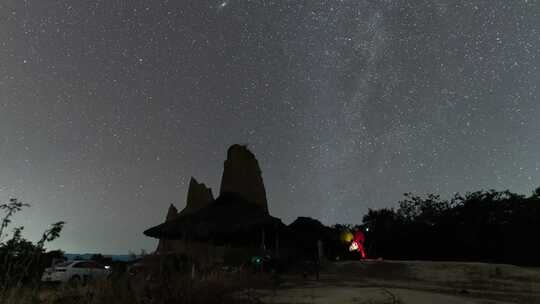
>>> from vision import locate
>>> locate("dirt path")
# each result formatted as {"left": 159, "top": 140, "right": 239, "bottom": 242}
{"left": 236, "top": 261, "right": 540, "bottom": 303}
{"left": 238, "top": 285, "right": 507, "bottom": 304}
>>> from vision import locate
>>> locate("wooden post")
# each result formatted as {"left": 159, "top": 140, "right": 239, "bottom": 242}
{"left": 317, "top": 240, "right": 324, "bottom": 262}
{"left": 261, "top": 228, "right": 266, "bottom": 251}
{"left": 316, "top": 240, "right": 323, "bottom": 281}
{"left": 275, "top": 232, "right": 280, "bottom": 259}
{"left": 261, "top": 228, "right": 266, "bottom": 273}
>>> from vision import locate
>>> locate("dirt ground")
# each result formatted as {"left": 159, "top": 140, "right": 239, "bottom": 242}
{"left": 236, "top": 260, "right": 540, "bottom": 304}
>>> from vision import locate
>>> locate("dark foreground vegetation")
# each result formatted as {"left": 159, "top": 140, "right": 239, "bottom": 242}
{"left": 3, "top": 269, "right": 271, "bottom": 304}
{"left": 1, "top": 187, "right": 540, "bottom": 303}
{"left": 362, "top": 187, "right": 540, "bottom": 266}
{"left": 0, "top": 199, "right": 65, "bottom": 290}
{"left": 0, "top": 198, "right": 275, "bottom": 304}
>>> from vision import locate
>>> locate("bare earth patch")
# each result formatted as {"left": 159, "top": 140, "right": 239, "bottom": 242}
{"left": 236, "top": 260, "right": 540, "bottom": 304}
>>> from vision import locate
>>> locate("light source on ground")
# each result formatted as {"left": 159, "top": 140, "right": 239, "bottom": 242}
{"left": 347, "top": 230, "right": 367, "bottom": 259}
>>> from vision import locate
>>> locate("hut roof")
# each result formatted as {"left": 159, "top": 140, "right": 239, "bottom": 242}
{"left": 144, "top": 192, "right": 284, "bottom": 243}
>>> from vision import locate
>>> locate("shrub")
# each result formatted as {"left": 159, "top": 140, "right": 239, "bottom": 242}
{"left": 0, "top": 198, "right": 65, "bottom": 292}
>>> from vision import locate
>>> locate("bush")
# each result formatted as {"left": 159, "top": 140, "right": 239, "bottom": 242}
{"left": 0, "top": 198, "right": 65, "bottom": 292}
{"left": 363, "top": 188, "right": 540, "bottom": 266}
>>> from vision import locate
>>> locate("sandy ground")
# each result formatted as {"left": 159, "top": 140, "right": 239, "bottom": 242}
{"left": 236, "top": 260, "right": 540, "bottom": 304}
{"left": 241, "top": 286, "right": 503, "bottom": 304}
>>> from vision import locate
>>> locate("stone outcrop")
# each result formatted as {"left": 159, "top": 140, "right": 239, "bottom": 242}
{"left": 165, "top": 204, "right": 179, "bottom": 221}
{"left": 219, "top": 144, "right": 268, "bottom": 213}
{"left": 180, "top": 177, "right": 214, "bottom": 215}
{"left": 152, "top": 145, "right": 270, "bottom": 255}
{"left": 156, "top": 177, "right": 213, "bottom": 252}
{"left": 156, "top": 204, "right": 178, "bottom": 252}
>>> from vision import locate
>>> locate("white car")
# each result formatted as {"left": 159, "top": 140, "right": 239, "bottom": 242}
{"left": 41, "top": 260, "right": 111, "bottom": 284}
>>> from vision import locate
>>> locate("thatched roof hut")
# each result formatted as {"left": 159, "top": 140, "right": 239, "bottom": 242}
{"left": 144, "top": 192, "right": 284, "bottom": 246}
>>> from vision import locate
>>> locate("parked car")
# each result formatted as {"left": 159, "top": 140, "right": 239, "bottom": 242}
{"left": 41, "top": 260, "right": 111, "bottom": 284}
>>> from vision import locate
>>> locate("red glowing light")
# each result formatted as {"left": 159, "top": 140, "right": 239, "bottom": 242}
{"left": 348, "top": 230, "right": 367, "bottom": 259}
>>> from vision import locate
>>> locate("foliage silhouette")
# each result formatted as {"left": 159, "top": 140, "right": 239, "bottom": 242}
{"left": 0, "top": 198, "right": 65, "bottom": 292}
{"left": 362, "top": 187, "right": 540, "bottom": 265}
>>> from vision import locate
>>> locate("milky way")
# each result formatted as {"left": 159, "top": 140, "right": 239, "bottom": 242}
{"left": 0, "top": 0, "right": 539, "bottom": 253}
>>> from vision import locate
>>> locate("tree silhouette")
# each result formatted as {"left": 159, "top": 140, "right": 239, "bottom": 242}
{"left": 0, "top": 198, "right": 65, "bottom": 291}
{"left": 362, "top": 187, "right": 540, "bottom": 266}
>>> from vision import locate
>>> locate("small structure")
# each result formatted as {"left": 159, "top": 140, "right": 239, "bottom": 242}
{"left": 143, "top": 144, "right": 347, "bottom": 268}
{"left": 144, "top": 145, "right": 283, "bottom": 266}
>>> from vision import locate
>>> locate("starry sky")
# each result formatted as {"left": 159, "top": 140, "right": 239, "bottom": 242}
{"left": 1, "top": 0, "right": 539, "bottom": 254}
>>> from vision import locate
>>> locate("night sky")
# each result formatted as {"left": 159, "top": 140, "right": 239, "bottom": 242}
{"left": 1, "top": 0, "right": 539, "bottom": 254}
